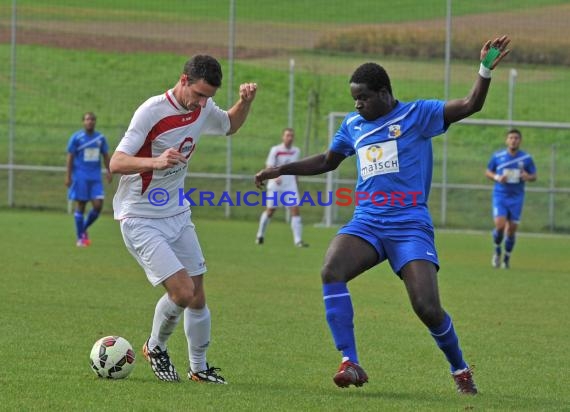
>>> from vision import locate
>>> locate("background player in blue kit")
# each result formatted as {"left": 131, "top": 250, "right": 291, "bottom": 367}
{"left": 65, "top": 112, "right": 112, "bottom": 247}
{"left": 486, "top": 129, "right": 536, "bottom": 269}
{"left": 255, "top": 35, "right": 511, "bottom": 395}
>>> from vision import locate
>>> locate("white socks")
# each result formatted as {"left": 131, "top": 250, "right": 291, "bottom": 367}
{"left": 257, "top": 211, "right": 271, "bottom": 238}
{"left": 291, "top": 216, "right": 302, "bottom": 244}
{"left": 149, "top": 293, "right": 184, "bottom": 350}
{"left": 184, "top": 305, "right": 211, "bottom": 373}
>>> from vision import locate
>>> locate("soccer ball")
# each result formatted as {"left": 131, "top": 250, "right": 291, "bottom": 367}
{"left": 89, "top": 336, "right": 135, "bottom": 379}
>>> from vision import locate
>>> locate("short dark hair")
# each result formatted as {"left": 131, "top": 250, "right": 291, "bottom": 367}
{"left": 507, "top": 128, "right": 522, "bottom": 138}
{"left": 83, "top": 112, "right": 96, "bottom": 121}
{"left": 183, "top": 55, "right": 222, "bottom": 87}
{"left": 350, "top": 62, "right": 392, "bottom": 95}
{"left": 282, "top": 127, "right": 294, "bottom": 134}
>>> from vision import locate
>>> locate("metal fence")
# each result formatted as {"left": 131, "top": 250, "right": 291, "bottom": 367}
{"left": 2, "top": 1, "right": 570, "bottom": 233}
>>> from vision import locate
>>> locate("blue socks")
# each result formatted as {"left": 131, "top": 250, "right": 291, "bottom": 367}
{"left": 493, "top": 229, "right": 504, "bottom": 255}
{"left": 84, "top": 209, "right": 100, "bottom": 230}
{"left": 324, "top": 283, "right": 468, "bottom": 372}
{"left": 74, "top": 209, "right": 100, "bottom": 240}
{"left": 74, "top": 211, "right": 84, "bottom": 240}
{"left": 504, "top": 235, "right": 515, "bottom": 261}
{"left": 323, "top": 282, "right": 358, "bottom": 363}
{"left": 429, "top": 312, "right": 467, "bottom": 372}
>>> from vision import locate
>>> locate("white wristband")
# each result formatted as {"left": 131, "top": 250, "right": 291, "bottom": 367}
{"left": 479, "top": 63, "right": 492, "bottom": 79}
{"left": 494, "top": 174, "right": 500, "bottom": 182}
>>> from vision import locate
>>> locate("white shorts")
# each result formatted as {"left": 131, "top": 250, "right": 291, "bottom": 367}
{"left": 120, "top": 210, "right": 206, "bottom": 286}
{"left": 265, "top": 181, "right": 299, "bottom": 209}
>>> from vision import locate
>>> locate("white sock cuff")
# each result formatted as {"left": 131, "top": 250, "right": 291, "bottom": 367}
{"left": 187, "top": 305, "right": 210, "bottom": 317}
{"left": 163, "top": 294, "right": 185, "bottom": 316}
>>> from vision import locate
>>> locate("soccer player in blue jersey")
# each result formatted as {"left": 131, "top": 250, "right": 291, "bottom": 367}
{"left": 486, "top": 129, "right": 536, "bottom": 269}
{"left": 255, "top": 35, "right": 511, "bottom": 394}
{"left": 65, "top": 112, "right": 112, "bottom": 247}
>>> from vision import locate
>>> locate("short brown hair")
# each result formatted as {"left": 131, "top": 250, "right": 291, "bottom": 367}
{"left": 183, "top": 55, "right": 222, "bottom": 87}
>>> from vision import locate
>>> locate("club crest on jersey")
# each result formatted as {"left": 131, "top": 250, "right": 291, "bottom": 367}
{"left": 388, "top": 124, "right": 401, "bottom": 139}
{"left": 357, "top": 140, "right": 400, "bottom": 181}
{"left": 178, "top": 137, "right": 196, "bottom": 159}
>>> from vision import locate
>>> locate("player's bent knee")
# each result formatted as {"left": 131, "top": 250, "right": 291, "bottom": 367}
{"left": 321, "top": 265, "right": 345, "bottom": 284}
{"left": 188, "top": 290, "right": 206, "bottom": 309}
{"left": 164, "top": 271, "right": 196, "bottom": 307}
{"left": 411, "top": 299, "right": 444, "bottom": 328}
{"left": 170, "top": 290, "right": 194, "bottom": 308}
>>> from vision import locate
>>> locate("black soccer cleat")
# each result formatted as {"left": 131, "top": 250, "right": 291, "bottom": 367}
{"left": 189, "top": 364, "right": 227, "bottom": 384}
{"left": 142, "top": 339, "right": 180, "bottom": 382}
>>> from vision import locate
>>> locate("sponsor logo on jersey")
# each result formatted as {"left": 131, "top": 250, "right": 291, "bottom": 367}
{"left": 178, "top": 137, "right": 196, "bottom": 159}
{"left": 358, "top": 140, "right": 399, "bottom": 181}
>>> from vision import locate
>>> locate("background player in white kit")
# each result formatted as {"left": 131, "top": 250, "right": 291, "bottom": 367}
{"left": 256, "top": 128, "right": 308, "bottom": 247}
{"left": 110, "top": 55, "right": 257, "bottom": 383}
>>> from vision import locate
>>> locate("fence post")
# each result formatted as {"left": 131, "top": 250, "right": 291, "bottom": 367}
{"left": 8, "top": 0, "right": 17, "bottom": 207}
{"left": 324, "top": 113, "right": 334, "bottom": 227}
{"left": 548, "top": 144, "right": 556, "bottom": 232}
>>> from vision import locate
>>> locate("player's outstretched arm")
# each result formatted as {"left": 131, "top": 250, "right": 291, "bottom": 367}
{"left": 255, "top": 150, "right": 345, "bottom": 189}
{"left": 227, "top": 83, "right": 257, "bottom": 135}
{"left": 444, "top": 35, "right": 511, "bottom": 125}
{"left": 110, "top": 149, "right": 187, "bottom": 175}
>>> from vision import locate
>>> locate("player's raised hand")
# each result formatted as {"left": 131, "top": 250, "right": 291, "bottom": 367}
{"left": 239, "top": 83, "right": 257, "bottom": 103}
{"left": 481, "top": 35, "right": 511, "bottom": 69}
{"left": 153, "top": 148, "right": 187, "bottom": 170}
{"left": 255, "top": 167, "right": 279, "bottom": 189}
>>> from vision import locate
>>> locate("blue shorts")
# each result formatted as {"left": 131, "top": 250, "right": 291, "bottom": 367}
{"left": 493, "top": 195, "right": 524, "bottom": 224}
{"left": 68, "top": 178, "right": 104, "bottom": 201}
{"left": 338, "top": 217, "right": 439, "bottom": 277}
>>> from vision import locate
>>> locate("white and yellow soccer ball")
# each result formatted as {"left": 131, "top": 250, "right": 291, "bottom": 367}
{"left": 89, "top": 336, "right": 135, "bottom": 379}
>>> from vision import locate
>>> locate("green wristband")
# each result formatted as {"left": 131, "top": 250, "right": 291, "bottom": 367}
{"left": 481, "top": 47, "right": 501, "bottom": 69}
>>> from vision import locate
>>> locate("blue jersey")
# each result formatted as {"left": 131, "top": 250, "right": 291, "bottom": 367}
{"left": 487, "top": 149, "right": 535, "bottom": 198}
{"left": 330, "top": 100, "right": 447, "bottom": 228}
{"left": 67, "top": 130, "right": 109, "bottom": 180}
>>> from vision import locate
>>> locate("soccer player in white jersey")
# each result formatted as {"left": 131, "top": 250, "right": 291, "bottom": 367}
{"left": 255, "top": 36, "right": 511, "bottom": 394}
{"left": 110, "top": 55, "right": 257, "bottom": 383}
{"left": 256, "top": 128, "right": 308, "bottom": 247}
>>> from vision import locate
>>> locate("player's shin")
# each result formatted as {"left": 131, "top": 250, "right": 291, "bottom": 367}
{"left": 291, "top": 216, "right": 302, "bottom": 244}
{"left": 429, "top": 312, "right": 468, "bottom": 372}
{"left": 74, "top": 210, "right": 84, "bottom": 239}
{"left": 184, "top": 305, "right": 211, "bottom": 373}
{"left": 505, "top": 235, "right": 516, "bottom": 256}
{"left": 84, "top": 209, "right": 100, "bottom": 229}
{"left": 149, "top": 293, "right": 184, "bottom": 350}
{"left": 323, "top": 282, "right": 359, "bottom": 363}
{"left": 493, "top": 229, "right": 503, "bottom": 255}
{"left": 257, "top": 211, "right": 271, "bottom": 238}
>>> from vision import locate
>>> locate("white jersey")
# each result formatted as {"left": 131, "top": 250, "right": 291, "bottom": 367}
{"left": 266, "top": 143, "right": 300, "bottom": 188}
{"left": 113, "top": 89, "right": 230, "bottom": 219}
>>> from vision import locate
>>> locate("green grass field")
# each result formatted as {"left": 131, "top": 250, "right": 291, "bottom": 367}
{"left": 12, "top": 0, "right": 570, "bottom": 24}
{"left": 1, "top": 210, "right": 568, "bottom": 410}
